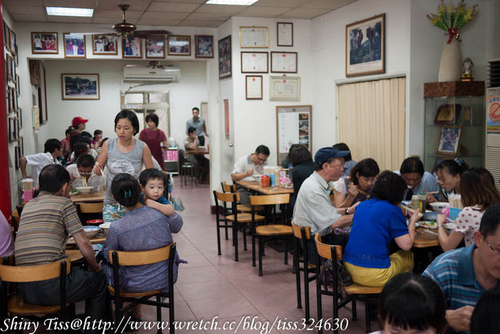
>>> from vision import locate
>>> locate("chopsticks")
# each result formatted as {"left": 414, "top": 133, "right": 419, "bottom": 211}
{"left": 399, "top": 204, "right": 423, "bottom": 218}
{"left": 357, "top": 189, "right": 368, "bottom": 196}
{"left": 424, "top": 229, "right": 438, "bottom": 236}
{"left": 425, "top": 191, "right": 440, "bottom": 194}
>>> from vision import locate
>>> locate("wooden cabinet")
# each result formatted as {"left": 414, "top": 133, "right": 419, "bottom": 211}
{"left": 423, "top": 81, "right": 485, "bottom": 172}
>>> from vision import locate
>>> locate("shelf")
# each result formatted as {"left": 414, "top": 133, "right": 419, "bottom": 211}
{"left": 424, "top": 81, "right": 485, "bottom": 97}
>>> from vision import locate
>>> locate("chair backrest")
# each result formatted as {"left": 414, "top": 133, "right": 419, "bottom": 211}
{"left": 314, "top": 234, "right": 342, "bottom": 261}
{"left": 215, "top": 190, "right": 240, "bottom": 203}
{"left": 0, "top": 258, "right": 71, "bottom": 283}
{"left": 249, "top": 194, "right": 290, "bottom": 206}
{"left": 329, "top": 194, "right": 335, "bottom": 206}
{"left": 78, "top": 202, "right": 104, "bottom": 214}
{"left": 221, "top": 181, "right": 236, "bottom": 193}
{"left": 291, "top": 220, "right": 312, "bottom": 240}
{"left": 108, "top": 244, "right": 175, "bottom": 266}
{"left": 178, "top": 149, "right": 189, "bottom": 166}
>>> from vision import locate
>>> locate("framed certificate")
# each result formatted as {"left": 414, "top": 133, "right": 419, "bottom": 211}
{"left": 241, "top": 52, "right": 268, "bottom": 73}
{"left": 270, "top": 76, "right": 300, "bottom": 101}
{"left": 277, "top": 22, "right": 293, "bottom": 47}
{"left": 246, "top": 75, "right": 263, "bottom": 100}
{"left": 271, "top": 52, "right": 297, "bottom": 73}
{"left": 240, "top": 26, "right": 269, "bottom": 48}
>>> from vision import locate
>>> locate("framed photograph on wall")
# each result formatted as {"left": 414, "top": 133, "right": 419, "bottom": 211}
{"left": 345, "top": 13, "right": 385, "bottom": 77}
{"left": 9, "top": 29, "right": 16, "bottom": 55}
{"left": 122, "top": 37, "right": 142, "bottom": 58}
{"left": 195, "top": 35, "right": 214, "bottom": 58}
{"left": 271, "top": 51, "right": 297, "bottom": 73}
{"left": 246, "top": 75, "right": 263, "bottom": 100}
{"left": 239, "top": 26, "right": 269, "bottom": 48}
{"left": 276, "top": 105, "right": 312, "bottom": 165}
{"left": 92, "top": 35, "right": 118, "bottom": 55}
{"left": 434, "top": 104, "right": 461, "bottom": 125}
{"left": 61, "top": 73, "right": 100, "bottom": 100}
{"left": 436, "top": 126, "right": 462, "bottom": 155}
{"left": 31, "top": 32, "right": 58, "bottom": 54}
{"left": 241, "top": 52, "right": 268, "bottom": 73}
{"left": 146, "top": 36, "right": 165, "bottom": 59}
{"left": 63, "top": 33, "right": 86, "bottom": 58}
{"left": 167, "top": 35, "right": 191, "bottom": 56}
{"left": 277, "top": 22, "right": 293, "bottom": 47}
{"left": 218, "top": 35, "right": 231, "bottom": 80}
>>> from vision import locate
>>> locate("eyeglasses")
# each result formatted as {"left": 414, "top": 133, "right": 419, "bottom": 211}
{"left": 484, "top": 237, "right": 500, "bottom": 255}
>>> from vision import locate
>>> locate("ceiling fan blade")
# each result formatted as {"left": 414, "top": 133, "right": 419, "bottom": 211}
{"left": 132, "top": 30, "right": 171, "bottom": 38}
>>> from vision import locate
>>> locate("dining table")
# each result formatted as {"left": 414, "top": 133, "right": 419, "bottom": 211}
{"left": 187, "top": 147, "right": 210, "bottom": 155}
{"left": 236, "top": 180, "right": 294, "bottom": 195}
{"left": 70, "top": 191, "right": 105, "bottom": 204}
{"left": 413, "top": 226, "right": 439, "bottom": 248}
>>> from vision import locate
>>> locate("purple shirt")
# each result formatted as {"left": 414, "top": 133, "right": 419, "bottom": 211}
{"left": 102, "top": 206, "right": 183, "bottom": 292}
{"left": 0, "top": 210, "right": 14, "bottom": 258}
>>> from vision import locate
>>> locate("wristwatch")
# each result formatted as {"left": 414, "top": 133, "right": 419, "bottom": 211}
{"left": 345, "top": 208, "right": 350, "bottom": 215}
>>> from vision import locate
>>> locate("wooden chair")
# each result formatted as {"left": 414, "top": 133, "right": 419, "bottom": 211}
{"left": 250, "top": 194, "right": 292, "bottom": 276}
{"left": 221, "top": 181, "right": 264, "bottom": 214}
{"left": 314, "top": 234, "right": 382, "bottom": 334}
{"left": 108, "top": 244, "right": 176, "bottom": 334}
{"left": 0, "top": 257, "right": 73, "bottom": 332}
{"left": 291, "top": 221, "right": 317, "bottom": 321}
{"left": 213, "top": 191, "right": 265, "bottom": 261}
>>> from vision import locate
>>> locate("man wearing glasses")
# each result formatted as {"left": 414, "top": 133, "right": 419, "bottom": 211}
{"left": 67, "top": 154, "right": 104, "bottom": 191}
{"left": 231, "top": 145, "right": 270, "bottom": 204}
{"left": 423, "top": 204, "right": 500, "bottom": 333}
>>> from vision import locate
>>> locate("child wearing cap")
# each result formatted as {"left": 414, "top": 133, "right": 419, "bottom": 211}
{"left": 71, "top": 116, "right": 88, "bottom": 133}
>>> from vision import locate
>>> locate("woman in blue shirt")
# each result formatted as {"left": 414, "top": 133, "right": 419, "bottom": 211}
{"left": 343, "top": 171, "right": 420, "bottom": 287}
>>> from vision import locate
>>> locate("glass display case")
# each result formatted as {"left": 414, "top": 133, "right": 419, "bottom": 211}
{"left": 423, "top": 81, "right": 485, "bottom": 172}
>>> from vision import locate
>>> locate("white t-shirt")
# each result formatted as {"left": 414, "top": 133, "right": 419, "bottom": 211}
{"left": 232, "top": 154, "right": 266, "bottom": 182}
{"left": 66, "top": 164, "right": 104, "bottom": 191}
{"left": 25, "top": 152, "right": 60, "bottom": 187}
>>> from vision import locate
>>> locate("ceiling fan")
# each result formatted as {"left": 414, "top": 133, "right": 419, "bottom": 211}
{"left": 94, "top": 4, "right": 171, "bottom": 39}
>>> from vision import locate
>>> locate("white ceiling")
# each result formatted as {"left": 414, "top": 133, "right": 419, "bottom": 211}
{"left": 2, "top": 0, "right": 357, "bottom": 28}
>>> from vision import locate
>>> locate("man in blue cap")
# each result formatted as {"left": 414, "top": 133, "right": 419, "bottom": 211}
{"left": 293, "top": 147, "right": 359, "bottom": 262}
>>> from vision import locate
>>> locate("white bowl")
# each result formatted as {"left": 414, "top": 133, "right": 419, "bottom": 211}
{"left": 430, "top": 202, "right": 449, "bottom": 212}
{"left": 83, "top": 226, "right": 100, "bottom": 239}
{"left": 76, "top": 186, "right": 93, "bottom": 194}
{"left": 99, "top": 222, "right": 111, "bottom": 236}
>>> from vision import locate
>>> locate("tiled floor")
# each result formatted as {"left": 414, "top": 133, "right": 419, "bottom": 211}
{"left": 132, "top": 178, "right": 381, "bottom": 334}
{"left": 19, "top": 178, "right": 380, "bottom": 333}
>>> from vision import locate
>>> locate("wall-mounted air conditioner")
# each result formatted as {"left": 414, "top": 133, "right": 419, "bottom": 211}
{"left": 123, "top": 66, "right": 180, "bottom": 82}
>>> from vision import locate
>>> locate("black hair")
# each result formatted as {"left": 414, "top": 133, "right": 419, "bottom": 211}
{"left": 115, "top": 109, "right": 140, "bottom": 135}
{"left": 470, "top": 287, "right": 500, "bottom": 334}
{"left": 65, "top": 128, "right": 72, "bottom": 136}
{"left": 290, "top": 145, "right": 312, "bottom": 167}
{"left": 400, "top": 156, "right": 424, "bottom": 176}
{"left": 93, "top": 129, "right": 103, "bottom": 138}
{"left": 39, "top": 164, "right": 70, "bottom": 193}
{"left": 350, "top": 158, "right": 380, "bottom": 185}
{"left": 139, "top": 168, "right": 167, "bottom": 187}
{"left": 111, "top": 173, "right": 141, "bottom": 208}
{"left": 76, "top": 154, "right": 95, "bottom": 168}
{"left": 435, "top": 158, "right": 469, "bottom": 177}
{"left": 102, "top": 138, "right": 109, "bottom": 145}
{"left": 44, "top": 139, "right": 62, "bottom": 153}
{"left": 255, "top": 145, "right": 270, "bottom": 156}
{"left": 332, "top": 142, "right": 352, "bottom": 161}
{"left": 479, "top": 204, "right": 500, "bottom": 238}
{"left": 80, "top": 131, "right": 92, "bottom": 139}
{"left": 378, "top": 272, "right": 447, "bottom": 333}
{"left": 192, "top": 107, "right": 200, "bottom": 112}
{"left": 70, "top": 133, "right": 82, "bottom": 152}
{"left": 79, "top": 136, "right": 92, "bottom": 146}
{"left": 72, "top": 142, "right": 89, "bottom": 160}
{"left": 187, "top": 126, "right": 197, "bottom": 135}
{"left": 145, "top": 113, "right": 159, "bottom": 127}
{"left": 371, "top": 170, "right": 407, "bottom": 205}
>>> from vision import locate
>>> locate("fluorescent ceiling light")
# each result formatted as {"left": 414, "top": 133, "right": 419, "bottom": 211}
{"left": 46, "top": 7, "right": 94, "bottom": 17}
{"left": 206, "top": 0, "right": 258, "bottom": 5}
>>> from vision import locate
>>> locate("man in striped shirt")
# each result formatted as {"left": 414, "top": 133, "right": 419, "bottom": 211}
{"left": 423, "top": 204, "right": 500, "bottom": 333}
{"left": 15, "top": 164, "right": 107, "bottom": 332}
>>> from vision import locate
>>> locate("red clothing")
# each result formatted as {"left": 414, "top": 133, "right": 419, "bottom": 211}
{"left": 139, "top": 128, "right": 167, "bottom": 170}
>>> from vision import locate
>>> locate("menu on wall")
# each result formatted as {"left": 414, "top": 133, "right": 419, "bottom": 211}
{"left": 276, "top": 105, "right": 312, "bottom": 164}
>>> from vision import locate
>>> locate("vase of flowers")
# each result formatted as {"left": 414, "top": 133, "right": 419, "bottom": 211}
{"left": 427, "top": 0, "right": 478, "bottom": 82}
